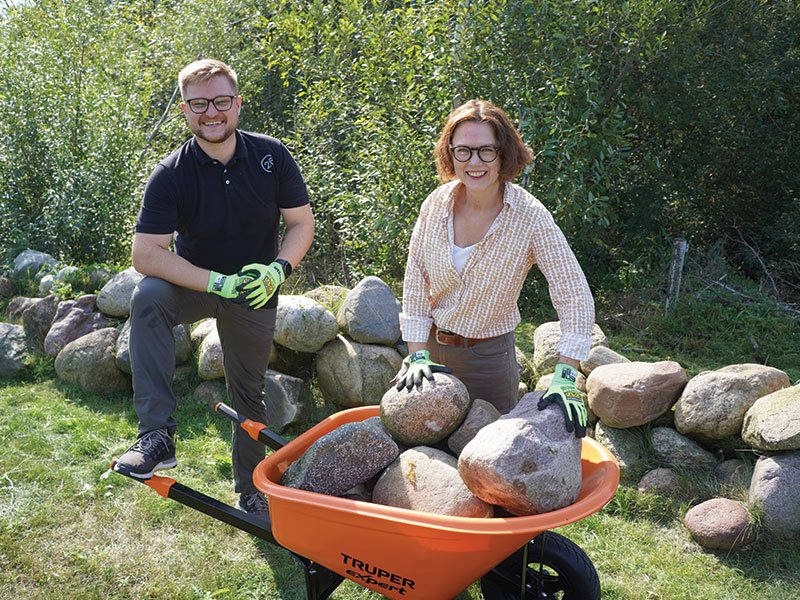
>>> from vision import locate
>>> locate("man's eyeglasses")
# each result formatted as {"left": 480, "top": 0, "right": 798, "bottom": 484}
{"left": 184, "top": 95, "right": 237, "bottom": 114}
{"left": 450, "top": 145, "right": 500, "bottom": 163}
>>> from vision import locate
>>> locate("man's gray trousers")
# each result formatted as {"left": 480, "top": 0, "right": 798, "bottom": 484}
{"left": 129, "top": 276, "right": 276, "bottom": 494}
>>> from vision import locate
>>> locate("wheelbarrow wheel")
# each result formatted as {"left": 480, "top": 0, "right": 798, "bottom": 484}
{"left": 479, "top": 531, "right": 599, "bottom": 600}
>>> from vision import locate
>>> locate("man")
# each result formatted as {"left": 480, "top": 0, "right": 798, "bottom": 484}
{"left": 114, "top": 59, "right": 314, "bottom": 516}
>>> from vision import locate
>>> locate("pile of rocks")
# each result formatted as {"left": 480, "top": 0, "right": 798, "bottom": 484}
{"left": 283, "top": 376, "right": 582, "bottom": 518}
{"left": 0, "top": 249, "right": 408, "bottom": 433}
{"left": 1, "top": 248, "right": 799, "bottom": 547}
{"left": 565, "top": 345, "right": 799, "bottom": 550}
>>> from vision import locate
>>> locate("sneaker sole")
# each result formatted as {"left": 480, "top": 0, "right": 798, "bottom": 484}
{"left": 114, "top": 457, "right": 177, "bottom": 480}
{"left": 235, "top": 500, "right": 270, "bottom": 516}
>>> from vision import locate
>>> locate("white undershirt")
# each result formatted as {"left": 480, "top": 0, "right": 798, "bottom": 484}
{"left": 452, "top": 242, "right": 476, "bottom": 275}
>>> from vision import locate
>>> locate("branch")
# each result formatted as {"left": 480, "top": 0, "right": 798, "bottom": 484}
{"left": 139, "top": 85, "right": 181, "bottom": 162}
{"left": 731, "top": 226, "right": 782, "bottom": 301}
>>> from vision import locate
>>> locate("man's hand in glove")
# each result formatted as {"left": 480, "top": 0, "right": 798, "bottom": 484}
{"left": 393, "top": 350, "right": 452, "bottom": 391}
{"left": 237, "top": 261, "right": 288, "bottom": 309}
{"left": 207, "top": 270, "right": 253, "bottom": 300}
{"left": 538, "top": 362, "right": 588, "bottom": 438}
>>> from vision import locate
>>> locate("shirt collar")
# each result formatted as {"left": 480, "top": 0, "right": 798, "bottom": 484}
{"left": 440, "top": 180, "right": 517, "bottom": 220}
{"left": 190, "top": 130, "right": 248, "bottom": 164}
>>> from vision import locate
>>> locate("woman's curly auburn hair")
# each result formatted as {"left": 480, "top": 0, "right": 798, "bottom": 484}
{"left": 434, "top": 99, "right": 533, "bottom": 183}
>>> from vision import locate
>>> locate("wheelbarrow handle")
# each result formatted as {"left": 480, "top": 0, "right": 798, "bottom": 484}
{"left": 214, "top": 402, "right": 289, "bottom": 451}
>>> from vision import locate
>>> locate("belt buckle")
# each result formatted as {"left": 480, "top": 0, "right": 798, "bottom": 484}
{"left": 435, "top": 328, "right": 453, "bottom": 346}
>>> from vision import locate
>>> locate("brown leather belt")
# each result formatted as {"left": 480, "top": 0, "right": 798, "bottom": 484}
{"left": 431, "top": 325, "right": 498, "bottom": 348}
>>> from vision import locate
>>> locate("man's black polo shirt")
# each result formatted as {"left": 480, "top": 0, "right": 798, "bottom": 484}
{"left": 136, "top": 130, "right": 309, "bottom": 292}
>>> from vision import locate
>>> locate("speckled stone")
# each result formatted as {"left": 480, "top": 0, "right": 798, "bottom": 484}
{"left": 380, "top": 373, "right": 471, "bottom": 446}
{"left": 372, "top": 446, "right": 492, "bottom": 517}
{"left": 281, "top": 417, "right": 399, "bottom": 497}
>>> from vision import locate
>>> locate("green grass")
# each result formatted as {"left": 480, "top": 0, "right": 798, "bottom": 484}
{"left": 1, "top": 292, "right": 799, "bottom": 599}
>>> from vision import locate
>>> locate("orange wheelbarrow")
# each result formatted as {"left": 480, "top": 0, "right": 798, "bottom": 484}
{"left": 112, "top": 403, "right": 619, "bottom": 600}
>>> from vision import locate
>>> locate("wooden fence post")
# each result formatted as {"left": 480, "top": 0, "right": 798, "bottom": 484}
{"left": 665, "top": 237, "right": 689, "bottom": 316}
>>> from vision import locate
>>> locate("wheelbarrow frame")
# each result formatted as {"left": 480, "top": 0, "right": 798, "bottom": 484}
{"left": 112, "top": 402, "right": 619, "bottom": 600}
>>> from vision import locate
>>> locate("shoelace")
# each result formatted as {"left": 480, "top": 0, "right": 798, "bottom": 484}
{"left": 132, "top": 430, "right": 172, "bottom": 457}
{"left": 244, "top": 492, "right": 269, "bottom": 513}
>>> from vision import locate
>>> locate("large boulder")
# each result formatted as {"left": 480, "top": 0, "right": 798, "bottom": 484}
{"left": 586, "top": 361, "right": 687, "bottom": 428}
{"left": 593, "top": 421, "right": 649, "bottom": 482}
{"left": 380, "top": 373, "right": 471, "bottom": 446}
{"left": 268, "top": 342, "right": 315, "bottom": 380}
{"left": 190, "top": 318, "right": 217, "bottom": 352}
{"left": 638, "top": 468, "right": 683, "bottom": 497}
{"left": 5, "top": 297, "right": 37, "bottom": 323}
{"left": 580, "top": 345, "right": 630, "bottom": 376}
{"left": 531, "top": 321, "right": 608, "bottom": 376}
{"left": 0, "top": 323, "right": 28, "bottom": 377}
{"left": 262, "top": 369, "right": 308, "bottom": 433}
{"left": 337, "top": 276, "right": 401, "bottom": 345}
{"left": 316, "top": 335, "right": 402, "bottom": 408}
{"left": 96, "top": 267, "right": 143, "bottom": 318}
{"left": 0, "top": 276, "right": 15, "bottom": 298}
{"left": 11, "top": 249, "right": 57, "bottom": 281}
{"left": 683, "top": 498, "right": 756, "bottom": 551}
{"left": 44, "top": 295, "right": 109, "bottom": 357}
{"left": 675, "top": 364, "right": 790, "bottom": 440}
{"left": 650, "top": 427, "right": 718, "bottom": 473}
{"left": 741, "top": 385, "right": 800, "bottom": 451}
{"left": 54, "top": 328, "right": 130, "bottom": 394}
{"left": 458, "top": 392, "right": 582, "bottom": 515}
{"left": 22, "top": 295, "right": 59, "bottom": 354}
{"left": 304, "top": 284, "right": 349, "bottom": 313}
{"left": 373, "top": 446, "right": 492, "bottom": 518}
{"left": 281, "top": 417, "right": 399, "bottom": 497}
{"left": 748, "top": 451, "right": 800, "bottom": 539}
{"left": 714, "top": 459, "right": 750, "bottom": 489}
{"left": 274, "top": 295, "right": 339, "bottom": 353}
{"left": 197, "top": 327, "right": 224, "bottom": 380}
{"left": 447, "top": 399, "right": 501, "bottom": 457}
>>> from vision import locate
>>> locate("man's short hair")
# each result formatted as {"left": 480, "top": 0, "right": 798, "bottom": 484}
{"left": 434, "top": 99, "right": 533, "bottom": 183}
{"left": 178, "top": 59, "right": 238, "bottom": 98}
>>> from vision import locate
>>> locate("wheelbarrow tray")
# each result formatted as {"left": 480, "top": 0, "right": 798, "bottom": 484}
{"left": 253, "top": 406, "right": 619, "bottom": 600}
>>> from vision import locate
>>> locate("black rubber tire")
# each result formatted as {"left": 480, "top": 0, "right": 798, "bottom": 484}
{"left": 479, "top": 531, "right": 600, "bottom": 600}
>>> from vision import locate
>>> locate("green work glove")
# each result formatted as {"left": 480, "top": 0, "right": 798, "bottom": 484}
{"left": 237, "top": 262, "right": 286, "bottom": 309}
{"left": 538, "top": 362, "right": 588, "bottom": 438}
{"left": 207, "top": 270, "right": 252, "bottom": 300}
{"left": 393, "top": 350, "right": 452, "bottom": 391}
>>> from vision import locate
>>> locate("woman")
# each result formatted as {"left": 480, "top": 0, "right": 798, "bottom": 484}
{"left": 395, "top": 99, "right": 594, "bottom": 437}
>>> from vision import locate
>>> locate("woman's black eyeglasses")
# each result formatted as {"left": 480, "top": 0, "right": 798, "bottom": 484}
{"left": 450, "top": 145, "right": 500, "bottom": 163}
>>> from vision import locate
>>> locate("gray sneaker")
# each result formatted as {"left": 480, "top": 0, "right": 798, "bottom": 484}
{"left": 114, "top": 429, "right": 177, "bottom": 479}
{"left": 236, "top": 491, "right": 269, "bottom": 516}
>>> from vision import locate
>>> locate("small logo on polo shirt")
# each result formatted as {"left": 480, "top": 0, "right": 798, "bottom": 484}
{"left": 260, "top": 154, "right": 274, "bottom": 173}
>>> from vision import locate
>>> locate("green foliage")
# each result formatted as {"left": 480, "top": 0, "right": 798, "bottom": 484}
{"left": 245, "top": 0, "right": 455, "bottom": 282}
{"left": 0, "top": 0, "right": 155, "bottom": 263}
{"left": 617, "top": 0, "right": 800, "bottom": 293}
{"left": 1, "top": 0, "right": 798, "bottom": 306}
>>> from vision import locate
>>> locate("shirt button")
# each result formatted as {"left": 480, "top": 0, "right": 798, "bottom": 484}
{"left": 225, "top": 180, "right": 230, "bottom": 185}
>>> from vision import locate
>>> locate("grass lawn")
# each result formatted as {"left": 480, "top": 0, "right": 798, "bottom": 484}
{"left": 1, "top": 295, "right": 799, "bottom": 598}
